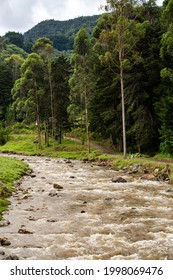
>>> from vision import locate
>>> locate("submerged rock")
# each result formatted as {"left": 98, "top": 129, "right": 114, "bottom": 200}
{"left": 18, "top": 228, "right": 33, "bottom": 234}
{"left": 3, "top": 255, "right": 19, "bottom": 260}
{"left": 49, "top": 191, "right": 59, "bottom": 197}
{"left": 0, "top": 219, "right": 10, "bottom": 227}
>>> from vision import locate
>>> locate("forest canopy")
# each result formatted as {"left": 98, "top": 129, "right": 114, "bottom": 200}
{"left": 1, "top": 0, "right": 173, "bottom": 156}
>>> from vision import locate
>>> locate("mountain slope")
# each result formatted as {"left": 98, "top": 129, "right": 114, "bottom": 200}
{"left": 23, "top": 15, "right": 101, "bottom": 51}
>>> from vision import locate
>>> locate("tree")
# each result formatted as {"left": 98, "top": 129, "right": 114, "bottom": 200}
{"left": 6, "top": 54, "right": 24, "bottom": 82}
{"left": 101, "top": 0, "right": 148, "bottom": 157}
{"left": 12, "top": 53, "right": 45, "bottom": 149}
{"left": 32, "top": 38, "right": 55, "bottom": 143}
{"left": 4, "top": 32, "right": 24, "bottom": 49}
{"left": 51, "top": 55, "right": 71, "bottom": 143}
{"left": 154, "top": 1, "right": 173, "bottom": 154}
{"left": 0, "top": 60, "right": 13, "bottom": 120}
{"left": 71, "top": 27, "right": 93, "bottom": 154}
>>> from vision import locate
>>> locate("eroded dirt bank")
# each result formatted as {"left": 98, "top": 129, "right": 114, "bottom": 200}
{"left": 0, "top": 155, "right": 173, "bottom": 260}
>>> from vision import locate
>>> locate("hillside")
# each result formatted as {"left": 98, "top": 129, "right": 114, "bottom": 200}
{"left": 23, "top": 15, "right": 101, "bottom": 52}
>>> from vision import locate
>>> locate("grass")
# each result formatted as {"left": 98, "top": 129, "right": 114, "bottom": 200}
{"left": 1, "top": 131, "right": 173, "bottom": 220}
{"left": 0, "top": 134, "right": 98, "bottom": 159}
{"left": 0, "top": 156, "right": 29, "bottom": 188}
{"left": 0, "top": 155, "right": 29, "bottom": 220}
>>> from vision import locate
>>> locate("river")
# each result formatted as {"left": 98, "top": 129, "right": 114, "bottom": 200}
{"left": 0, "top": 155, "right": 173, "bottom": 260}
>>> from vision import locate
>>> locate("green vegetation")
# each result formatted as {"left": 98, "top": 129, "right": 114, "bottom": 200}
{"left": 0, "top": 155, "right": 29, "bottom": 220}
{"left": 0, "top": 199, "right": 10, "bottom": 220}
{"left": 1, "top": 1, "right": 173, "bottom": 162}
{"left": 23, "top": 16, "right": 100, "bottom": 52}
{"left": 0, "top": 155, "right": 29, "bottom": 187}
{"left": 0, "top": 133, "right": 97, "bottom": 159}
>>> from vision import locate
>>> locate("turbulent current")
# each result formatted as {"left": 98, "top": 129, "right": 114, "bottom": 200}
{"left": 0, "top": 155, "right": 173, "bottom": 260}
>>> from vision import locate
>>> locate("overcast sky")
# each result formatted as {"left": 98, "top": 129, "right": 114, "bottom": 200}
{"left": 0, "top": 0, "right": 105, "bottom": 36}
{"left": 0, "top": 0, "right": 163, "bottom": 36}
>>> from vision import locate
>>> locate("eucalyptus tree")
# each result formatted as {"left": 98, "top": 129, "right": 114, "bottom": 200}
{"left": 32, "top": 38, "right": 55, "bottom": 143}
{"left": 6, "top": 54, "right": 24, "bottom": 82}
{"left": 12, "top": 53, "right": 45, "bottom": 149}
{"left": 71, "top": 27, "right": 93, "bottom": 154}
{"left": 98, "top": 0, "right": 148, "bottom": 157}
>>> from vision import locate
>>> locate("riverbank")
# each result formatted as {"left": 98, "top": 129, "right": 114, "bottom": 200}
{"left": 0, "top": 133, "right": 173, "bottom": 223}
{"left": 0, "top": 154, "right": 173, "bottom": 260}
{"left": 0, "top": 156, "right": 29, "bottom": 220}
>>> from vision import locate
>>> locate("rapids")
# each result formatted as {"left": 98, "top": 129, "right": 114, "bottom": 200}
{"left": 0, "top": 155, "right": 173, "bottom": 260}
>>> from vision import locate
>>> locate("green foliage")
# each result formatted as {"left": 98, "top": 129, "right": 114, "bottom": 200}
{"left": 0, "top": 122, "right": 9, "bottom": 145}
{"left": 4, "top": 31, "right": 24, "bottom": 49}
{"left": 0, "top": 43, "right": 28, "bottom": 60}
{"left": 0, "top": 60, "right": 13, "bottom": 120}
{"left": 23, "top": 16, "right": 100, "bottom": 52}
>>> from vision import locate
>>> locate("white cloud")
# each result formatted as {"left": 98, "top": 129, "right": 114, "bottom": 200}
{"left": 0, "top": 0, "right": 103, "bottom": 36}
{"left": 0, "top": 0, "right": 164, "bottom": 36}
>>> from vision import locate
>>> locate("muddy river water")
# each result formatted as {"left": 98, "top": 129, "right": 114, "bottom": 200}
{"left": 1, "top": 155, "right": 173, "bottom": 260}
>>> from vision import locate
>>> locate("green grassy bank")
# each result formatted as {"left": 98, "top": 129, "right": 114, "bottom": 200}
{"left": 0, "top": 156, "right": 29, "bottom": 219}
{"left": 0, "top": 132, "right": 173, "bottom": 220}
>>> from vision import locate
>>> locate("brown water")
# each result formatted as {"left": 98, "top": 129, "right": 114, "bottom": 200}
{"left": 0, "top": 155, "right": 173, "bottom": 260}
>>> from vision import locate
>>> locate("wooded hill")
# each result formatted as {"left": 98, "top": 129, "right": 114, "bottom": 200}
{"left": 1, "top": 0, "right": 173, "bottom": 158}
{"left": 23, "top": 15, "right": 101, "bottom": 52}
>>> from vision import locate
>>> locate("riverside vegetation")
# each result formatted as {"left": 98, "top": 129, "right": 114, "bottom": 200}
{"left": 0, "top": 126, "right": 173, "bottom": 221}
{"left": 1, "top": 0, "right": 173, "bottom": 220}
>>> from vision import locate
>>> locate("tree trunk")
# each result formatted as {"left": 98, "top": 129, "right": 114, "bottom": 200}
{"left": 120, "top": 64, "right": 127, "bottom": 158}
{"left": 84, "top": 81, "right": 90, "bottom": 154}
{"left": 118, "top": 33, "right": 127, "bottom": 159}
{"left": 48, "top": 59, "right": 55, "bottom": 142}
{"left": 44, "top": 121, "right": 49, "bottom": 147}
{"left": 36, "top": 103, "right": 42, "bottom": 150}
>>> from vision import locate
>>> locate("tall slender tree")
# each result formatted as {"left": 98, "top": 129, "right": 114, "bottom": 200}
{"left": 98, "top": 0, "right": 147, "bottom": 157}
{"left": 71, "top": 27, "right": 93, "bottom": 154}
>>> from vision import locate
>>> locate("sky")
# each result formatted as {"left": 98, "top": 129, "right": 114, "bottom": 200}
{"left": 0, "top": 0, "right": 164, "bottom": 36}
{"left": 0, "top": 0, "right": 104, "bottom": 36}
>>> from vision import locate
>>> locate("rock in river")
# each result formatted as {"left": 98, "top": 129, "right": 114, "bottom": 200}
{"left": 112, "top": 177, "right": 127, "bottom": 183}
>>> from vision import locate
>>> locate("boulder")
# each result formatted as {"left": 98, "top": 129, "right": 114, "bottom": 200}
{"left": 0, "top": 238, "right": 11, "bottom": 246}
{"left": 141, "top": 173, "right": 156, "bottom": 181}
{"left": 53, "top": 183, "right": 63, "bottom": 190}
{"left": 112, "top": 177, "right": 127, "bottom": 183}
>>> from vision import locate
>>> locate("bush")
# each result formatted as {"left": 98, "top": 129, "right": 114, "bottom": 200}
{"left": 160, "top": 140, "right": 173, "bottom": 155}
{"left": 0, "top": 123, "right": 9, "bottom": 145}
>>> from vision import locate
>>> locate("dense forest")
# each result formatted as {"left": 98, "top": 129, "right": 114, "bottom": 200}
{"left": 1, "top": 0, "right": 173, "bottom": 157}
{"left": 23, "top": 15, "right": 100, "bottom": 52}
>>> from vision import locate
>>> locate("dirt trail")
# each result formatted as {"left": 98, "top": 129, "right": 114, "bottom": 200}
{"left": 0, "top": 154, "right": 173, "bottom": 260}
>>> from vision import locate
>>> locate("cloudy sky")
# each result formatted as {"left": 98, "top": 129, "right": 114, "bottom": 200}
{"left": 0, "top": 0, "right": 105, "bottom": 36}
{"left": 0, "top": 0, "right": 164, "bottom": 36}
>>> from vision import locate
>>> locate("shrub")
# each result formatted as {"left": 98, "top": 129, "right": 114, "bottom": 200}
{"left": 0, "top": 123, "right": 9, "bottom": 145}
